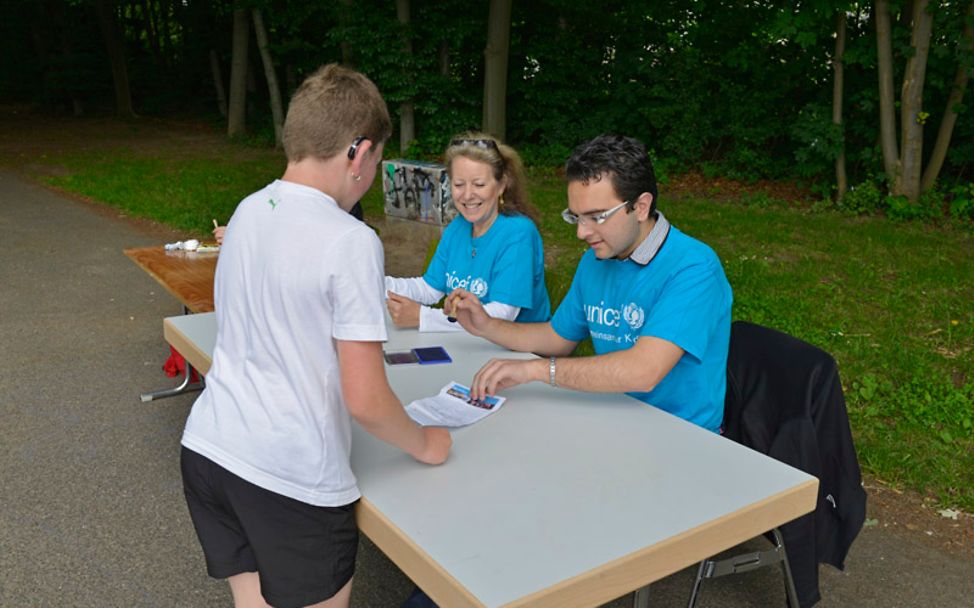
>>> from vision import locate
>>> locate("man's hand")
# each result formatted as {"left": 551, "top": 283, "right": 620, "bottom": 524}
{"left": 470, "top": 357, "right": 547, "bottom": 401}
{"left": 445, "top": 288, "right": 492, "bottom": 337}
{"left": 387, "top": 291, "right": 421, "bottom": 328}
{"left": 414, "top": 427, "right": 452, "bottom": 465}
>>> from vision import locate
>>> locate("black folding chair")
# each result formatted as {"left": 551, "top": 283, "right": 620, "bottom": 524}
{"left": 687, "top": 321, "right": 866, "bottom": 608}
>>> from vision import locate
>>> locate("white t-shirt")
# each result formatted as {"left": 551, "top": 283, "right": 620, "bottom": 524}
{"left": 182, "top": 180, "right": 387, "bottom": 506}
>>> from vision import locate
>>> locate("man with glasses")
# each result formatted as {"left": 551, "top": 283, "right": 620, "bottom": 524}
{"left": 448, "top": 134, "right": 732, "bottom": 432}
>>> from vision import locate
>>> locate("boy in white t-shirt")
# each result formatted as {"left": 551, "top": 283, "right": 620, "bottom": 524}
{"left": 180, "top": 64, "right": 451, "bottom": 608}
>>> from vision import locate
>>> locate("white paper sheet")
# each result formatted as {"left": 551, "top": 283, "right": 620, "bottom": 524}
{"left": 405, "top": 382, "right": 507, "bottom": 427}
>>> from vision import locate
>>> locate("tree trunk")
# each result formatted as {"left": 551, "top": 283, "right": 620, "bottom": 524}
{"left": 93, "top": 0, "right": 136, "bottom": 119}
{"left": 339, "top": 0, "right": 354, "bottom": 66}
{"left": 29, "top": 17, "right": 50, "bottom": 107}
{"left": 483, "top": 0, "right": 512, "bottom": 140}
{"left": 252, "top": 9, "right": 285, "bottom": 148}
{"left": 286, "top": 64, "right": 297, "bottom": 94}
{"left": 227, "top": 8, "right": 249, "bottom": 137}
{"left": 209, "top": 49, "right": 228, "bottom": 118}
{"left": 52, "top": 0, "right": 85, "bottom": 116}
{"left": 894, "top": 0, "right": 934, "bottom": 201}
{"left": 833, "top": 10, "right": 848, "bottom": 201}
{"left": 396, "top": 0, "right": 415, "bottom": 153}
{"left": 875, "top": 0, "right": 899, "bottom": 182}
{"left": 398, "top": 103, "right": 416, "bottom": 154}
{"left": 922, "top": 0, "right": 974, "bottom": 190}
{"left": 439, "top": 40, "right": 451, "bottom": 76}
{"left": 162, "top": 0, "right": 174, "bottom": 68}
{"left": 899, "top": 0, "right": 916, "bottom": 27}
{"left": 140, "top": 0, "right": 163, "bottom": 69}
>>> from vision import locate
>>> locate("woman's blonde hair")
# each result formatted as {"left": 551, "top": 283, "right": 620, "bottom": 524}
{"left": 443, "top": 132, "right": 539, "bottom": 226}
{"left": 283, "top": 64, "right": 392, "bottom": 162}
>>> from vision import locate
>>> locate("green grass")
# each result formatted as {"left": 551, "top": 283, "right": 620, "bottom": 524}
{"left": 677, "top": 200, "right": 974, "bottom": 510}
{"left": 42, "top": 149, "right": 285, "bottom": 233}
{"left": 34, "top": 144, "right": 974, "bottom": 512}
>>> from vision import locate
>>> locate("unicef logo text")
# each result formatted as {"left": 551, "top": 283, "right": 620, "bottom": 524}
{"left": 584, "top": 300, "right": 645, "bottom": 331}
{"left": 469, "top": 277, "right": 488, "bottom": 298}
{"left": 445, "top": 271, "right": 488, "bottom": 298}
{"left": 623, "top": 302, "right": 645, "bottom": 331}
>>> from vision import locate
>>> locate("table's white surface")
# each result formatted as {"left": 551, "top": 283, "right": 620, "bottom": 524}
{"left": 165, "top": 312, "right": 817, "bottom": 608}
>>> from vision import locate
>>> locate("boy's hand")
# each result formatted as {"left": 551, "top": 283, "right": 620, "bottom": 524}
{"left": 212, "top": 225, "right": 226, "bottom": 245}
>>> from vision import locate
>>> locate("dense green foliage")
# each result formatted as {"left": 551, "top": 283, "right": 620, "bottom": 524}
{"left": 31, "top": 136, "right": 974, "bottom": 511}
{"left": 4, "top": 1, "right": 973, "bottom": 203}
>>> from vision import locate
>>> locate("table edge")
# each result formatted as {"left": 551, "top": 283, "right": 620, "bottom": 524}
{"left": 164, "top": 316, "right": 212, "bottom": 375}
{"left": 498, "top": 476, "right": 819, "bottom": 608}
{"left": 357, "top": 497, "right": 485, "bottom": 608}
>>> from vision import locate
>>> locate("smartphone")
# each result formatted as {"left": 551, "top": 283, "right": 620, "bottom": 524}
{"left": 413, "top": 346, "right": 452, "bottom": 365}
{"left": 383, "top": 350, "right": 419, "bottom": 365}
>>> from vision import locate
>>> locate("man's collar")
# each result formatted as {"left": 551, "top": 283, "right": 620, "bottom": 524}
{"left": 628, "top": 211, "right": 671, "bottom": 265}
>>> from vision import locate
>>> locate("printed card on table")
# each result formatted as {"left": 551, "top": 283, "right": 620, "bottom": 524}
{"left": 405, "top": 382, "right": 506, "bottom": 427}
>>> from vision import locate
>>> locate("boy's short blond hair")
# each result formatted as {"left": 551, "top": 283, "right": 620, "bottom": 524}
{"left": 283, "top": 64, "right": 392, "bottom": 162}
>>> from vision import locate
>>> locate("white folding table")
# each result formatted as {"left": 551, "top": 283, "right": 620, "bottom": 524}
{"left": 164, "top": 312, "right": 818, "bottom": 608}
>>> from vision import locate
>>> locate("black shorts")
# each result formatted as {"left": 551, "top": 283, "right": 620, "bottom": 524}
{"left": 180, "top": 447, "right": 358, "bottom": 608}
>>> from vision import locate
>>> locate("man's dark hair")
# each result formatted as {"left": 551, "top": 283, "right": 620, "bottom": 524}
{"left": 565, "top": 134, "right": 658, "bottom": 214}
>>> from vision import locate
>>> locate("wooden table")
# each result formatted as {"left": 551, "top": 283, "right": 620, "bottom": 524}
{"left": 125, "top": 246, "right": 217, "bottom": 401}
{"left": 124, "top": 246, "right": 218, "bottom": 313}
{"left": 164, "top": 312, "right": 819, "bottom": 608}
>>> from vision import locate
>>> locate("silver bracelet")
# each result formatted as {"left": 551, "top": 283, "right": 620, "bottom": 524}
{"left": 549, "top": 356, "right": 557, "bottom": 387}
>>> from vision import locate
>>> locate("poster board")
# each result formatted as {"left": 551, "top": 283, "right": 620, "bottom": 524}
{"left": 382, "top": 160, "right": 456, "bottom": 226}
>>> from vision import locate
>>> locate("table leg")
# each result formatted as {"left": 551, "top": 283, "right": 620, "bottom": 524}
{"left": 633, "top": 585, "right": 651, "bottom": 608}
{"left": 140, "top": 361, "right": 204, "bottom": 402}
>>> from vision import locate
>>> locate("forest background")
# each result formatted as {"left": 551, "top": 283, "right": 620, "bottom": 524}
{"left": 2, "top": 0, "right": 972, "bottom": 514}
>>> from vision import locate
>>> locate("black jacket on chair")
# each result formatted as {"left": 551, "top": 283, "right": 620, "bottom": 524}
{"left": 722, "top": 321, "right": 867, "bottom": 608}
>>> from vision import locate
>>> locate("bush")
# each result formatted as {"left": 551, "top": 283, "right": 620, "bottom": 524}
{"left": 949, "top": 183, "right": 974, "bottom": 220}
{"left": 518, "top": 142, "right": 574, "bottom": 168}
{"left": 841, "top": 180, "right": 885, "bottom": 214}
{"left": 884, "top": 195, "right": 916, "bottom": 220}
{"left": 886, "top": 188, "right": 942, "bottom": 222}
{"left": 791, "top": 102, "right": 843, "bottom": 180}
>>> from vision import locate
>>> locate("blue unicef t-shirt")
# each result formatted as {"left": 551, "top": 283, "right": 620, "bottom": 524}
{"left": 423, "top": 213, "right": 551, "bottom": 322}
{"left": 550, "top": 227, "right": 732, "bottom": 431}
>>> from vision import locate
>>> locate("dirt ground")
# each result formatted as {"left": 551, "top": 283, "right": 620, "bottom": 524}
{"left": 866, "top": 478, "right": 974, "bottom": 558}
{"left": 2, "top": 105, "right": 971, "bottom": 559}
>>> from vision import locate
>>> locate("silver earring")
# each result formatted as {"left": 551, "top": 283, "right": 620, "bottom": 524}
{"left": 353, "top": 174, "right": 361, "bottom": 182}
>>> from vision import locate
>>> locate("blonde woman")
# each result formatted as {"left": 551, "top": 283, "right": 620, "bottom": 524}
{"left": 385, "top": 133, "right": 550, "bottom": 331}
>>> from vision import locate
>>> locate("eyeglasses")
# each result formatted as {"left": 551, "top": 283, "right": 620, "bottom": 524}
{"left": 347, "top": 135, "right": 369, "bottom": 159}
{"left": 450, "top": 138, "right": 499, "bottom": 152}
{"left": 561, "top": 200, "right": 632, "bottom": 226}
